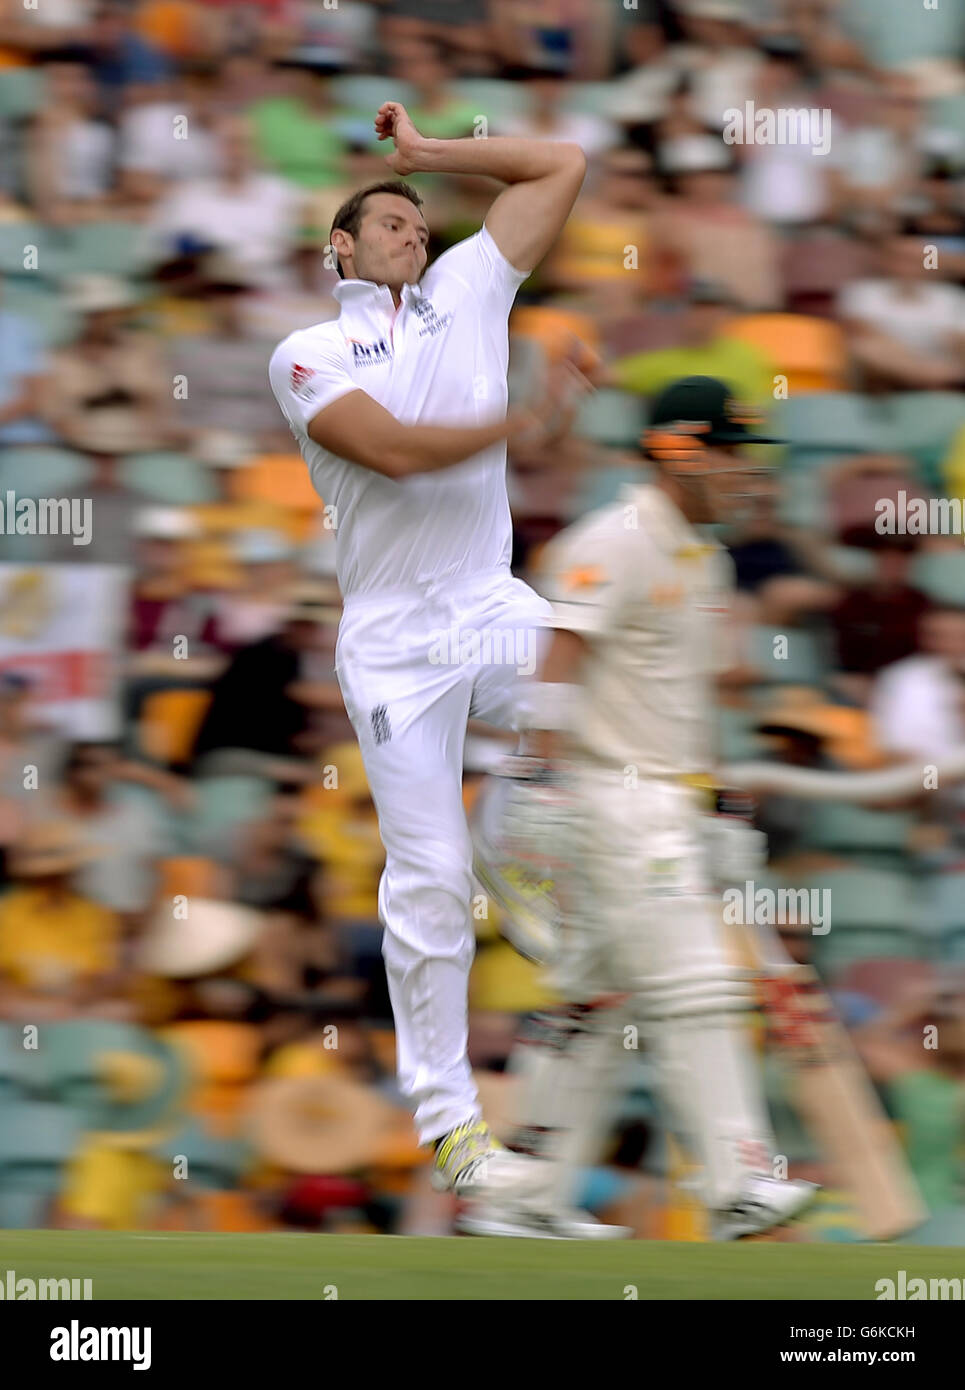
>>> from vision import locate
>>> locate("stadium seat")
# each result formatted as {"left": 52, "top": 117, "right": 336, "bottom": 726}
{"left": 926, "top": 871, "right": 965, "bottom": 961}
{"left": 138, "top": 688, "right": 213, "bottom": 764}
{"left": 775, "top": 467, "right": 829, "bottom": 530}
{"left": 154, "top": 1119, "right": 250, "bottom": 1187}
{"left": 748, "top": 625, "right": 824, "bottom": 686}
{"left": 45, "top": 1021, "right": 188, "bottom": 1136}
{"left": 450, "top": 78, "right": 528, "bottom": 120}
{"left": 716, "top": 706, "right": 765, "bottom": 762}
{"left": 576, "top": 387, "right": 645, "bottom": 447}
{"left": 806, "top": 802, "right": 914, "bottom": 861}
{"left": 0, "top": 66, "right": 42, "bottom": 118}
{"left": 157, "top": 855, "right": 222, "bottom": 901}
{"left": 122, "top": 452, "right": 217, "bottom": 505}
{"left": 0, "top": 446, "right": 91, "bottom": 497}
{"left": 808, "top": 867, "right": 925, "bottom": 975}
{"left": 2, "top": 278, "right": 77, "bottom": 346}
{"left": 774, "top": 393, "right": 891, "bottom": 455}
{"left": 330, "top": 75, "right": 415, "bottom": 112}
{"left": 0, "top": 222, "right": 49, "bottom": 277}
{"left": 910, "top": 550, "right": 965, "bottom": 606}
{"left": 232, "top": 453, "right": 324, "bottom": 510}
{"left": 192, "top": 775, "right": 275, "bottom": 844}
{"left": 723, "top": 315, "right": 848, "bottom": 393}
{"left": 892, "top": 393, "right": 965, "bottom": 488}
{"left": 0, "top": 1099, "right": 84, "bottom": 1192}
{"left": 560, "top": 82, "right": 615, "bottom": 117}
{"left": 43, "top": 221, "right": 152, "bottom": 279}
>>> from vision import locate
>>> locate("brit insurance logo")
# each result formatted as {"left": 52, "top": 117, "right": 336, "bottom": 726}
{"left": 347, "top": 337, "right": 393, "bottom": 366}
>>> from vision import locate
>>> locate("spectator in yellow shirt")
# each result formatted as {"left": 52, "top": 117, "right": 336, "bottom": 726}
{"left": 0, "top": 821, "right": 126, "bottom": 1021}
{"left": 610, "top": 279, "right": 777, "bottom": 410}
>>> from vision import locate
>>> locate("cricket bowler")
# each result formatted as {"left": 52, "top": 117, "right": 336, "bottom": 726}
{"left": 466, "top": 376, "right": 819, "bottom": 1238}
{"left": 268, "top": 102, "right": 587, "bottom": 1197}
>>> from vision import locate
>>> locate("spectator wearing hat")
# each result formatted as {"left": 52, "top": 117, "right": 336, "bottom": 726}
{"left": 0, "top": 820, "right": 127, "bottom": 1021}
{"left": 651, "top": 134, "right": 782, "bottom": 308}
{"left": 44, "top": 274, "right": 176, "bottom": 456}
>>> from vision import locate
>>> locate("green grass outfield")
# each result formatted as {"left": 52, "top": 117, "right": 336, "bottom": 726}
{"left": 0, "top": 1232, "right": 959, "bottom": 1300}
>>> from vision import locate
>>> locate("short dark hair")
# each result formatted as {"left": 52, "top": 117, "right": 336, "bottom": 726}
{"left": 329, "top": 181, "right": 424, "bottom": 278}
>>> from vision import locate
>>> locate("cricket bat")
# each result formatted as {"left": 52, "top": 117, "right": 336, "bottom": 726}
{"left": 736, "top": 917, "right": 927, "bottom": 1241}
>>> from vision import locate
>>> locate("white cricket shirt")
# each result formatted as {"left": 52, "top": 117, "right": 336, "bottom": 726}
{"left": 539, "top": 482, "right": 736, "bottom": 777}
{"left": 268, "top": 225, "right": 527, "bottom": 598}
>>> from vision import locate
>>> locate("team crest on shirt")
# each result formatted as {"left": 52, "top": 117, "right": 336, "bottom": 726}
{"left": 290, "top": 363, "right": 316, "bottom": 398}
{"left": 347, "top": 337, "right": 393, "bottom": 366}
{"left": 411, "top": 297, "right": 452, "bottom": 338}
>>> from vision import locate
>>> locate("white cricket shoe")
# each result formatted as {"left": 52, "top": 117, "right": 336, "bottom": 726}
{"left": 710, "top": 1175, "right": 819, "bottom": 1241}
{"left": 456, "top": 1196, "right": 631, "bottom": 1240}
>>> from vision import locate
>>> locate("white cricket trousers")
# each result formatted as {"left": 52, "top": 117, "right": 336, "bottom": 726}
{"left": 335, "top": 565, "right": 551, "bottom": 1144}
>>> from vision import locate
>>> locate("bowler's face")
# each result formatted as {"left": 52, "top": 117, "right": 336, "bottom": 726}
{"left": 344, "top": 194, "right": 429, "bottom": 289}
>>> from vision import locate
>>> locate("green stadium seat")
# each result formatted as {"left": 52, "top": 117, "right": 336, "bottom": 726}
{"left": 192, "top": 775, "right": 275, "bottom": 845}
{"left": 0, "top": 446, "right": 91, "bottom": 497}
{"left": 0, "top": 1191, "right": 50, "bottom": 1228}
{"left": 845, "top": 0, "right": 962, "bottom": 66}
{"left": 929, "top": 871, "right": 965, "bottom": 931}
{"left": 45, "top": 1021, "right": 188, "bottom": 1135}
{"left": 807, "top": 867, "right": 926, "bottom": 975}
{"left": 748, "top": 625, "right": 824, "bottom": 685}
{"left": 0, "top": 1026, "right": 41, "bottom": 1101}
{"left": 806, "top": 803, "right": 914, "bottom": 858}
{"left": 576, "top": 387, "right": 645, "bottom": 447}
{"left": 2, "top": 277, "right": 77, "bottom": 346}
{"left": 560, "top": 82, "right": 614, "bottom": 117}
{"left": 911, "top": 550, "right": 965, "bottom": 606}
{"left": 122, "top": 452, "right": 217, "bottom": 505}
{"left": 775, "top": 468, "right": 829, "bottom": 530}
{"left": 0, "top": 67, "right": 42, "bottom": 118}
{"left": 716, "top": 706, "right": 765, "bottom": 762}
{"left": 330, "top": 75, "right": 415, "bottom": 112}
{"left": 451, "top": 79, "right": 528, "bottom": 121}
{"left": 155, "top": 1120, "right": 250, "bottom": 1189}
{"left": 0, "top": 223, "right": 50, "bottom": 277}
{"left": 775, "top": 393, "right": 890, "bottom": 454}
{"left": 43, "top": 222, "right": 152, "bottom": 279}
{"left": 827, "top": 546, "right": 876, "bottom": 582}
{"left": 892, "top": 393, "right": 965, "bottom": 488}
{"left": 0, "top": 1099, "right": 83, "bottom": 1182}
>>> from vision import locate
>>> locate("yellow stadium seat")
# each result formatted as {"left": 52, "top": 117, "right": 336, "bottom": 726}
{"left": 138, "top": 688, "right": 212, "bottom": 764}
{"left": 723, "top": 314, "right": 847, "bottom": 393}
{"left": 156, "top": 856, "right": 223, "bottom": 901}
{"left": 233, "top": 454, "right": 324, "bottom": 511}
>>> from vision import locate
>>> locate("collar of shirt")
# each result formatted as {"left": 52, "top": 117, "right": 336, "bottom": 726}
{"left": 620, "top": 481, "right": 716, "bottom": 560}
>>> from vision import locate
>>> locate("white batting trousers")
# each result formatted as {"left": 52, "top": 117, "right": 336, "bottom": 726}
{"left": 335, "top": 566, "right": 551, "bottom": 1144}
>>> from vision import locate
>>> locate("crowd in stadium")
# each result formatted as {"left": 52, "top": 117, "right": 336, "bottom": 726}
{"left": 0, "top": 0, "right": 964, "bottom": 1240}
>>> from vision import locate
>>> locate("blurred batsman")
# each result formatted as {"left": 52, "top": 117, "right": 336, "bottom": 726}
{"left": 470, "top": 376, "right": 818, "bottom": 1238}
{"left": 269, "top": 103, "right": 587, "bottom": 1192}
